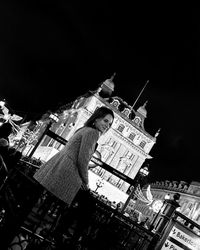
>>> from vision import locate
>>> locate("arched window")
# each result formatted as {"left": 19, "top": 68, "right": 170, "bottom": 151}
{"left": 110, "top": 99, "right": 120, "bottom": 109}
{"left": 139, "top": 140, "right": 146, "bottom": 148}
{"left": 133, "top": 116, "right": 141, "bottom": 126}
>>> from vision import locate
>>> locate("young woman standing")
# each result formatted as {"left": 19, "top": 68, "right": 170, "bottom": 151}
{"left": 33, "top": 106, "right": 114, "bottom": 247}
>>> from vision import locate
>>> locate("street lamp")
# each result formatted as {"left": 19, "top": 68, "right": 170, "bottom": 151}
{"left": 149, "top": 193, "right": 171, "bottom": 231}
{"left": 121, "top": 165, "right": 149, "bottom": 214}
{"left": 95, "top": 178, "right": 104, "bottom": 192}
{"left": 139, "top": 166, "right": 149, "bottom": 177}
{"left": 149, "top": 193, "right": 180, "bottom": 235}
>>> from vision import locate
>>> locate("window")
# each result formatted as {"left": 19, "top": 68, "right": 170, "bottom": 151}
{"left": 110, "top": 99, "right": 120, "bottom": 109}
{"left": 128, "top": 132, "right": 136, "bottom": 141}
{"left": 117, "top": 124, "right": 125, "bottom": 132}
{"left": 133, "top": 116, "right": 141, "bottom": 126}
{"left": 139, "top": 140, "right": 146, "bottom": 148}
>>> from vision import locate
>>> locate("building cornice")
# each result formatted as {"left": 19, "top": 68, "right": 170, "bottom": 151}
{"left": 94, "top": 93, "right": 156, "bottom": 141}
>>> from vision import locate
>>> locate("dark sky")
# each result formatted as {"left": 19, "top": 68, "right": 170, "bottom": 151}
{"left": 0, "top": 2, "right": 199, "bottom": 183}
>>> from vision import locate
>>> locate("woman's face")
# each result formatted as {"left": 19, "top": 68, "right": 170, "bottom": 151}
{"left": 95, "top": 114, "right": 114, "bottom": 134}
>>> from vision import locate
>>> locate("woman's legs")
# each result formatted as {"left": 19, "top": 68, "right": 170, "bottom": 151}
{"left": 69, "top": 189, "right": 96, "bottom": 244}
{"left": 53, "top": 189, "right": 96, "bottom": 247}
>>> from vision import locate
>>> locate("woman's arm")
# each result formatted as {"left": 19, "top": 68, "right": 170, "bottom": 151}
{"left": 77, "top": 128, "right": 99, "bottom": 185}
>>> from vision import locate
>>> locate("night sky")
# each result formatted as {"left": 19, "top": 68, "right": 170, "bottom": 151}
{"left": 1, "top": 2, "right": 199, "bottom": 183}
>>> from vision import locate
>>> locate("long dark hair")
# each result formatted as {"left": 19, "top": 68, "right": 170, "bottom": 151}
{"left": 84, "top": 106, "right": 114, "bottom": 128}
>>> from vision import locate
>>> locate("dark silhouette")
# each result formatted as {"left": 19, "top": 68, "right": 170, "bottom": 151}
{"left": 0, "top": 122, "right": 13, "bottom": 143}
{"left": 0, "top": 123, "right": 22, "bottom": 172}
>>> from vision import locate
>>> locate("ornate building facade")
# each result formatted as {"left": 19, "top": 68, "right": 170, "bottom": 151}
{"left": 30, "top": 76, "right": 159, "bottom": 192}
{"left": 134, "top": 180, "right": 200, "bottom": 225}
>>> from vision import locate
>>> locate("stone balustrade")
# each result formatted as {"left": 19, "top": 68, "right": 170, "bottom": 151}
{"left": 149, "top": 180, "right": 192, "bottom": 194}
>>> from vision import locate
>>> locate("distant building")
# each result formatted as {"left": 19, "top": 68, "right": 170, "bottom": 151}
{"left": 26, "top": 75, "right": 159, "bottom": 193}
{"left": 134, "top": 180, "right": 200, "bottom": 225}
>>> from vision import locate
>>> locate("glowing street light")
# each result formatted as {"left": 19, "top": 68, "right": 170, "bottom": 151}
{"left": 139, "top": 166, "right": 149, "bottom": 177}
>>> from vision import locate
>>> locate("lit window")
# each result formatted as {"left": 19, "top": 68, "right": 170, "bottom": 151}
{"left": 139, "top": 140, "right": 146, "bottom": 148}
{"left": 128, "top": 133, "right": 136, "bottom": 141}
{"left": 117, "top": 124, "right": 125, "bottom": 132}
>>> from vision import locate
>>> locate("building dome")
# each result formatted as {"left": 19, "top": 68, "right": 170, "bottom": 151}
{"left": 137, "top": 101, "right": 147, "bottom": 118}
{"left": 98, "top": 73, "right": 115, "bottom": 97}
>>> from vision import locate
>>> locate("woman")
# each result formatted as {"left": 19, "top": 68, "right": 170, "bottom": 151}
{"left": 33, "top": 106, "right": 114, "bottom": 246}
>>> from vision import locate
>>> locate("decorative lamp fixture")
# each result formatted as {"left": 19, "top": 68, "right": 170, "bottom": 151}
{"left": 49, "top": 113, "right": 59, "bottom": 123}
{"left": 0, "top": 100, "right": 23, "bottom": 133}
{"left": 164, "top": 194, "right": 170, "bottom": 200}
{"left": 152, "top": 200, "right": 164, "bottom": 213}
{"left": 95, "top": 178, "right": 104, "bottom": 192}
{"left": 139, "top": 165, "right": 149, "bottom": 177}
{"left": 0, "top": 100, "right": 6, "bottom": 107}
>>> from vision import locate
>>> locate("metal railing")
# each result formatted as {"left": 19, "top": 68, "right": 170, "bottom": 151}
{"left": 0, "top": 128, "right": 156, "bottom": 249}
{"left": 6, "top": 186, "right": 155, "bottom": 250}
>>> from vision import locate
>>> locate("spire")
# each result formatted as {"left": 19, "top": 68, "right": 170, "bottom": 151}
{"left": 137, "top": 101, "right": 148, "bottom": 118}
{"left": 132, "top": 101, "right": 148, "bottom": 130}
{"left": 155, "top": 128, "right": 161, "bottom": 138}
{"left": 110, "top": 72, "right": 116, "bottom": 81}
{"left": 98, "top": 73, "right": 116, "bottom": 98}
{"left": 143, "top": 100, "right": 148, "bottom": 108}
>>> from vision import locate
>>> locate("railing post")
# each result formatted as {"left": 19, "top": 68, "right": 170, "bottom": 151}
{"left": 28, "top": 122, "right": 52, "bottom": 158}
{"left": 121, "top": 185, "right": 136, "bottom": 214}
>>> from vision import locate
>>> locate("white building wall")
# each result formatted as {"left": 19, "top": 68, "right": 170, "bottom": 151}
{"left": 30, "top": 92, "right": 156, "bottom": 199}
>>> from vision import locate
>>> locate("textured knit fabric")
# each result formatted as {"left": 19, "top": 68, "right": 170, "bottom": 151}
{"left": 33, "top": 127, "right": 99, "bottom": 206}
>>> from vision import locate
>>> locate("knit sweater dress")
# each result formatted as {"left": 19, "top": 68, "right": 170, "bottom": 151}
{"left": 33, "top": 127, "right": 100, "bottom": 206}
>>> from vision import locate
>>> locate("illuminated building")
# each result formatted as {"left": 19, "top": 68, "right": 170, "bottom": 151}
{"left": 133, "top": 180, "right": 200, "bottom": 225}
{"left": 26, "top": 75, "right": 159, "bottom": 193}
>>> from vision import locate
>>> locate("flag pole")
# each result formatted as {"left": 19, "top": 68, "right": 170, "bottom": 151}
{"left": 131, "top": 80, "right": 149, "bottom": 109}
